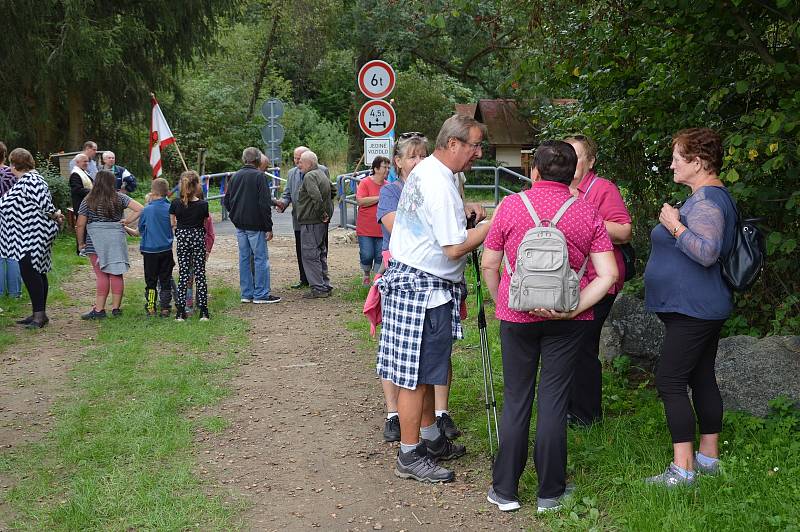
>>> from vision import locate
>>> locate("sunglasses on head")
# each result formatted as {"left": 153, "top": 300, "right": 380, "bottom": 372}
{"left": 398, "top": 131, "right": 424, "bottom": 139}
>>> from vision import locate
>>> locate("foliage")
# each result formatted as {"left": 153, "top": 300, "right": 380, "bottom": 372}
{"left": 509, "top": 0, "right": 800, "bottom": 335}
{"left": 36, "top": 156, "right": 71, "bottom": 214}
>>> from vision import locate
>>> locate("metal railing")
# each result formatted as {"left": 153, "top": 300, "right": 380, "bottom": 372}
{"left": 205, "top": 167, "right": 282, "bottom": 221}
{"left": 334, "top": 166, "right": 531, "bottom": 229}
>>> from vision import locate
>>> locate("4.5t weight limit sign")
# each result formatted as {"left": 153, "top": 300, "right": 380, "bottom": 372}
{"left": 358, "top": 60, "right": 396, "bottom": 100}
{"left": 359, "top": 100, "right": 396, "bottom": 137}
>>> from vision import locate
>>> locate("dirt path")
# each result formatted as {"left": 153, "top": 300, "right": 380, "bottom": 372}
{"left": 0, "top": 231, "right": 531, "bottom": 531}
{"left": 197, "top": 233, "right": 526, "bottom": 531}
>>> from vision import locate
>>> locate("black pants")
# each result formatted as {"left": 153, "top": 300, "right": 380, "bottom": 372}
{"left": 568, "top": 293, "right": 617, "bottom": 424}
{"left": 492, "top": 319, "right": 588, "bottom": 500}
{"left": 19, "top": 254, "right": 48, "bottom": 313}
{"left": 294, "top": 229, "right": 308, "bottom": 284}
{"left": 143, "top": 250, "right": 175, "bottom": 309}
{"left": 175, "top": 228, "right": 208, "bottom": 309}
{"left": 656, "top": 313, "right": 725, "bottom": 443}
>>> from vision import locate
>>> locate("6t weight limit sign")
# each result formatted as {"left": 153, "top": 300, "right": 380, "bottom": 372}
{"left": 358, "top": 100, "right": 396, "bottom": 137}
{"left": 358, "top": 60, "right": 396, "bottom": 99}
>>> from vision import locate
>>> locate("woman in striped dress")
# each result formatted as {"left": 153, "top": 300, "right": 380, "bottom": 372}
{"left": 0, "top": 148, "right": 63, "bottom": 329}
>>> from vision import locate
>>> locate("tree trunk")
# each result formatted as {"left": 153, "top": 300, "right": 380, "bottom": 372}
{"left": 247, "top": 7, "right": 282, "bottom": 121}
{"left": 67, "top": 87, "right": 85, "bottom": 150}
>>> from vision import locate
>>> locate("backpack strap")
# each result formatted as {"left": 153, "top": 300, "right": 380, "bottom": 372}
{"left": 549, "top": 195, "right": 578, "bottom": 226}
{"left": 517, "top": 192, "right": 542, "bottom": 227}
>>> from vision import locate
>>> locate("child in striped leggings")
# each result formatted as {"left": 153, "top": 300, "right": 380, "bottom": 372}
{"left": 169, "top": 170, "right": 210, "bottom": 321}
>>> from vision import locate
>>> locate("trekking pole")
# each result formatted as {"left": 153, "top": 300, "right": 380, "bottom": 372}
{"left": 467, "top": 214, "right": 500, "bottom": 457}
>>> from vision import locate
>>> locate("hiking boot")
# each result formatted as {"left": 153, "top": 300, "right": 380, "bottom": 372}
{"left": 383, "top": 416, "right": 400, "bottom": 442}
{"left": 17, "top": 314, "right": 49, "bottom": 326}
{"left": 199, "top": 307, "right": 210, "bottom": 321}
{"left": 436, "top": 412, "right": 461, "bottom": 439}
{"left": 302, "top": 289, "right": 330, "bottom": 299}
{"left": 81, "top": 308, "right": 107, "bottom": 320}
{"left": 536, "top": 483, "right": 575, "bottom": 513}
{"left": 290, "top": 281, "right": 309, "bottom": 289}
{"left": 111, "top": 308, "right": 122, "bottom": 317}
{"left": 26, "top": 311, "right": 48, "bottom": 330}
{"left": 693, "top": 453, "right": 720, "bottom": 476}
{"left": 394, "top": 444, "right": 454, "bottom": 483}
{"left": 254, "top": 295, "right": 281, "bottom": 304}
{"left": 645, "top": 463, "right": 694, "bottom": 488}
{"left": 424, "top": 434, "right": 466, "bottom": 461}
{"left": 487, "top": 486, "right": 521, "bottom": 512}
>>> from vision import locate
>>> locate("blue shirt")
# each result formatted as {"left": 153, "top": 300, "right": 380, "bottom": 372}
{"left": 644, "top": 186, "right": 736, "bottom": 320}
{"left": 376, "top": 180, "right": 404, "bottom": 251}
{"left": 139, "top": 198, "right": 174, "bottom": 253}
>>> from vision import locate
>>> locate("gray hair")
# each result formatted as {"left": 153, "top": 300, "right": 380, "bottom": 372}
{"left": 102, "top": 151, "right": 115, "bottom": 162}
{"left": 75, "top": 153, "right": 89, "bottom": 163}
{"left": 435, "top": 114, "right": 488, "bottom": 150}
{"left": 242, "top": 147, "right": 262, "bottom": 165}
{"left": 294, "top": 146, "right": 309, "bottom": 156}
{"left": 300, "top": 150, "right": 318, "bottom": 168}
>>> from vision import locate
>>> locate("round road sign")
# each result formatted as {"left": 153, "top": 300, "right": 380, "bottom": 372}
{"left": 358, "top": 100, "right": 396, "bottom": 138}
{"left": 358, "top": 60, "right": 396, "bottom": 99}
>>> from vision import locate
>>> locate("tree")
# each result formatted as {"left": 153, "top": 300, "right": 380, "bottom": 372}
{"left": 1, "top": 0, "right": 241, "bottom": 153}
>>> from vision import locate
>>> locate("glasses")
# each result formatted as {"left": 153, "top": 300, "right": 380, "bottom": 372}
{"left": 457, "top": 138, "right": 482, "bottom": 150}
{"left": 398, "top": 131, "right": 424, "bottom": 139}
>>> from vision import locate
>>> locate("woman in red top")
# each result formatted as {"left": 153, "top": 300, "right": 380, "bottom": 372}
{"left": 481, "top": 141, "right": 618, "bottom": 513}
{"left": 356, "top": 156, "right": 389, "bottom": 285}
{"left": 564, "top": 135, "right": 633, "bottom": 426}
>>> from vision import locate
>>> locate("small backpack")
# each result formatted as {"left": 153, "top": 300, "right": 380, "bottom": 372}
{"left": 505, "top": 193, "right": 588, "bottom": 312}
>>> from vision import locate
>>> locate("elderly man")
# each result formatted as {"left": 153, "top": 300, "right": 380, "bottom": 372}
{"left": 224, "top": 147, "right": 281, "bottom": 304}
{"left": 100, "top": 151, "right": 137, "bottom": 193}
{"left": 68, "top": 141, "right": 98, "bottom": 178}
{"left": 377, "top": 114, "right": 490, "bottom": 483}
{"left": 276, "top": 146, "right": 332, "bottom": 289}
{"left": 295, "top": 150, "right": 333, "bottom": 298}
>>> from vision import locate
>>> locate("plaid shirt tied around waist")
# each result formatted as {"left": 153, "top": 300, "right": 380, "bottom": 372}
{"left": 376, "top": 260, "right": 466, "bottom": 390}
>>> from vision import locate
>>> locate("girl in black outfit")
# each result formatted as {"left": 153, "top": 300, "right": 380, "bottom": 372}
{"left": 170, "top": 171, "right": 210, "bottom": 321}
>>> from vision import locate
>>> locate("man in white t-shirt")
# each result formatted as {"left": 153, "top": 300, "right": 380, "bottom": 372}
{"left": 377, "top": 114, "right": 491, "bottom": 483}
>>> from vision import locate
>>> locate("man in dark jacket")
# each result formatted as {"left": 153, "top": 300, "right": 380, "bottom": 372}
{"left": 296, "top": 150, "right": 334, "bottom": 298}
{"left": 224, "top": 147, "right": 281, "bottom": 304}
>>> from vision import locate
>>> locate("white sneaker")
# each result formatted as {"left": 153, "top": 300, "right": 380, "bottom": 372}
{"left": 240, "top": 298, "right": 252, "bottom": 303}
{"left": 487, "top": 486, "right": 521, "bottom": 512}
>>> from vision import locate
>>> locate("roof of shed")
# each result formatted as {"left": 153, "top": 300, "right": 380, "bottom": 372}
{"left": 471, "top": 99, "right": 535, "bottom": 146}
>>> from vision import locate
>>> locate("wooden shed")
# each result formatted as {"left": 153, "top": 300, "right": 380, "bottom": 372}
{"left": 455, "top": 99, "right": 535, "bottom": 168}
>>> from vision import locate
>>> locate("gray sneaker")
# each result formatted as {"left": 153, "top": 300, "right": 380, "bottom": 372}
{"left": 536, "top": 483, "right": 575, "bottom": 513}
{"left": 487, "top": 486, "right": 521, "bottom": 512}
{"left": 645, "top": 463, "right": 695, "bottom": 488}
{"left": 693, "top": 452, "right": 720, "bottom": 476}
{"left": 394, "top": 444, "right": 455, "bottom": 483}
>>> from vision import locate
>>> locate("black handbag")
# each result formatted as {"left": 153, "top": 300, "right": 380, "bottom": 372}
{"left": 718, "top": 192, "right": 766, "bottom": 292}
{"left": 618, "top": 242, "right": 636, "bottom": 282}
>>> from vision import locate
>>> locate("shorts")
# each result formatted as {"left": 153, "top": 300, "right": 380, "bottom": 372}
{"left": 416, "top": 301, "right": 454, "bottom": 385}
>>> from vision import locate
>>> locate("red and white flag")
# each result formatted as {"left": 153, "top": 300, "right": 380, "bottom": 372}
{"left": 149, "top": 95, "right": 176, "bottom": 177}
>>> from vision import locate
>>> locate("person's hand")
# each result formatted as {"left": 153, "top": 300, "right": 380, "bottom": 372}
{"left": 464, "top": 202, "right": 487, "bottom": 224}
{"left": 266, "top": 231, "right": 273, "bottom": 241}
{"left": 528, "top": 308, "right": 576, "bottom": 320}
{"left": 659, "top": 203, "right": 682, "bottom": 234}
{"left": 321, "top": 213, "right": 330, "bottom": 223}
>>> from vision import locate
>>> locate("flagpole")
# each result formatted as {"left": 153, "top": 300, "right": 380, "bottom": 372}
{"left": 150, "top": 92, "right": 189, "bottom": 172}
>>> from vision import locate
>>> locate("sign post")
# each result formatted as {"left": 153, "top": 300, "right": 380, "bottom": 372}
{"left": 356, "top": 60, "right": 397, "bottom": 170}
{"left": 260, "top": 98, "right": 285, "bottom": 165}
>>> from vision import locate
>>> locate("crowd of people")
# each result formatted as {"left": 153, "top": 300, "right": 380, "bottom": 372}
{"left": 368, "top": 116, "right": 736, "bottom": 515}
{"left": 0, "top": 119, "right": 737, "bottom": 514}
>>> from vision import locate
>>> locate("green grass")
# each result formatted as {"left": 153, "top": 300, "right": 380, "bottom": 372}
{"left": 343, "top": 263, "right": 800, "bottom": 530}
{"left": 0, "top": 281, "right": 248, "bottom": 530}
{"left": 0, "top": 236, "right": 85, "bottom": 350}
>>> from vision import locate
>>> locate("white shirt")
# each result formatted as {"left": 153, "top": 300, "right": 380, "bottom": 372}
{"left": 390, "top": 155, "right": 468, "bottom": 307}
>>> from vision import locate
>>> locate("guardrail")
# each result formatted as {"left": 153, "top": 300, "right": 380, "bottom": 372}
{"left": 204, "top": 167, "right": 282, "bottom": 221}
{"left": 334, "top": 166, "right": 531, "bottom": 229}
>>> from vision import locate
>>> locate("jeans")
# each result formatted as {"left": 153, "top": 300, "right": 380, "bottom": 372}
{"left": 236, "top": 229, "right": 270, "bottom": 300}
{"left": 0, "top": 257, "right": 22, "bottom": 297}
{"left": 358, "top": 236, "right": 383, "bottom": 273}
